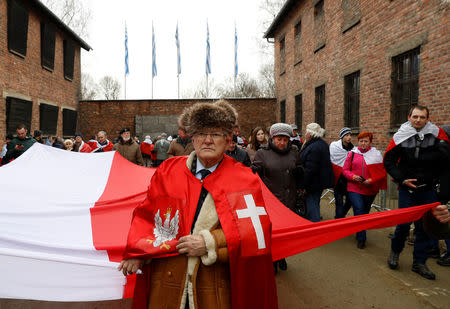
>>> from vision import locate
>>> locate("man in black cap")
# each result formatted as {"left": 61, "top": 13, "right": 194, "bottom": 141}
{"left": 225, "top": 134, "right": 251, "bottom": 167}
{"left": 112, "top": 128, "right": 143, "bottom": 166}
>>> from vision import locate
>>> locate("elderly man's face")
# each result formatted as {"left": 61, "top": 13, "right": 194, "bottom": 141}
{"left": 16, "top": 128, "right": 27, "bottom": 139}
{"left": 97, "top": 133, "right": 106, "bottom": 143}
{"left": 192, "top": 128, "right": 230, "bottom": 168}
{"left": 121, "top": 131, "right": 131, "bottom": 141}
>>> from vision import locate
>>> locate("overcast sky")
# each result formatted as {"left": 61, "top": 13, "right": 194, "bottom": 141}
{"left": 80, "top": 0, "right": 275, "bottom": 99}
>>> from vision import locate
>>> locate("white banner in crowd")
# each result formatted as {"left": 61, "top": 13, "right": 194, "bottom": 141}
{"left": 0, "top": 143, "right": 154, "bottom": 301}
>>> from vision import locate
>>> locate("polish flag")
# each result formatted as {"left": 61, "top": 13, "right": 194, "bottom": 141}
{"left": 0, "top": 143, "right": 154, "bottom": 301}
{"left": 385, "top": 121, "right": 450, "bottom": 154}
{"left": 329, "top": 140, "right": 354, "bottom": 185}
{"left": 0, "top": 144, "right": 438, "bottom": 302}
{"left": 351, "top": 147, "right": 387, "bottom": 190}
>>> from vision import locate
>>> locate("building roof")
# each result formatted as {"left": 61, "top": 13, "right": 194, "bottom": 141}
{"left": 31, "top": 0, "right": 92, "bottom": 51}
{"left": 264, "top": 0, "right": 299, "bottom": 39}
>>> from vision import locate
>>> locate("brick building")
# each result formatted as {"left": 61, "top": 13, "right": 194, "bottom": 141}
{"left": 0, "top": 0, "right": 91, "bottom": 148}
{"left": 79, "top": 98, "right": 277, "bottom": 141}
{"left": 265, "top": 0, "right": 449, "bottom": 149}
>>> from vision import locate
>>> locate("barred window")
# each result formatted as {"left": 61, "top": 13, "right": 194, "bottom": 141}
{"left": 39, "top": 104, "right": 58, "bottom": 135}
{"left": 294, "top": 19, "right": 302, "bottom": 63}
{"left": 315, "top": 85, "right": 326, "bottom": 128}
{"left": 391, "top": 47, "right": 420, "bottom": 127}
{"left": 279, "top": 37, "right": 286, "bottom": 74}
{"left": 7, "top": 0, "right": 29, "bottom": 57}
{"left": 344, "top": 71, "right": 360, "bottom": 129}
{"left": 6, "top": 97, "right": 32, "bottom": 135}
{"left": 295, "top": 94, "right": 302, "bottom": 135}
{"left": 63, "top": 40, "right": 75, "bottom": 81}
{"left": 41, "top": 23, "right": 56, "bottom": 71}
{"left": 280, "top": 100, "right": 286, "bottom": 123}
{"left": 62, "top": 109, "right": 77, "bottom": 136}
{"left": 314, "top": 0, "right": 326, "bottom": 52}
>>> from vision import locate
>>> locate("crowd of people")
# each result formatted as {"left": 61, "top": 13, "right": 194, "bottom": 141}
{"left": 1, "top": 102, "right": 449, "bottom": 308}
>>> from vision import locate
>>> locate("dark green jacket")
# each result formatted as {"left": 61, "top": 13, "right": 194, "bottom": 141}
{"left": 4, "top": 135, "right": 36, "bottom": 163}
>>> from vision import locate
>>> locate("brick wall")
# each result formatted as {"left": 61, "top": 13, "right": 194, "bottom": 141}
{"left": 271, "top": 0, "right": 449, "bottom": 150}
{"left": 79, "top": 98, "right": 277, "bottom": 141}
{"left": 0, "top": 0, "right": 82, "bottom": 149}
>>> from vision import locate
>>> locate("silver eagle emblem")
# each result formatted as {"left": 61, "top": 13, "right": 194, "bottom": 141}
{"left": 152, "top": 208, "right": 180, "bottom": 249}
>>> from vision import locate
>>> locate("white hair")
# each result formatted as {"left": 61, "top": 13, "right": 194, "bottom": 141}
{"left": 306, "top": 123, "right": 325, "bottom": 138}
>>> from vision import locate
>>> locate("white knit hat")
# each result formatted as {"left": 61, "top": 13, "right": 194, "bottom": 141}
{"left": 269, "top": 123, "right": 293, "bottom": 138}
{"left": 306, "top": 123, "right": 325, "bottom": 138}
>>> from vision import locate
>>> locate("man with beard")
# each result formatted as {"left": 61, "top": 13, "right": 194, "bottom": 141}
{"left": 112, "top": 128, "right": 143, "bottom": 166}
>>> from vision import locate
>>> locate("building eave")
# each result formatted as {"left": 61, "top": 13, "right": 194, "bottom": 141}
{"left": 264, "top": 0, "right": 299, "bottom": 39}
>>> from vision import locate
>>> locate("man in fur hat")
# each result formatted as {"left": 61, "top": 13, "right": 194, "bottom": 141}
{"left": 119, "top": 100, "right": 277, "bottom": 309}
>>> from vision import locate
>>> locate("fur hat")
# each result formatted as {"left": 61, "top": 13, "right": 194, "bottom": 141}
{"left": 179, "top": 99, "right": 238, "bottom": 136}
{"left": 306, "top": 123, "right": 325, "bottom": 138}
{"left": 270, "top": 123, "right": 293, "bottom": 138}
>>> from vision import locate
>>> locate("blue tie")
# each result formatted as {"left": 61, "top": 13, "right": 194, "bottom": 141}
{"left": 199, "top": 169, "right": 211, "bottom": 179}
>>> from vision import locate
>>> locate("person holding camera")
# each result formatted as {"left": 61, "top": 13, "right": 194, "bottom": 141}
{"left": 342, "top": 132, "right": 386, "bottom": 249}
{"left": 384, "top": 105, "right": 450, "bottom": 280}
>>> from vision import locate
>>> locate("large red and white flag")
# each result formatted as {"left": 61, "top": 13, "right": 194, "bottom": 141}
{"left": 0, "top": 143, "right": 155, "bottom": 301}
{"left": 0, "top": 143, "right": 437, "bottom": 301}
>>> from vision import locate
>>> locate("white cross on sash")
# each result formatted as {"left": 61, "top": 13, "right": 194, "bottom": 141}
{"left": 236, "top": 194, "right": 267, "bottom": 249}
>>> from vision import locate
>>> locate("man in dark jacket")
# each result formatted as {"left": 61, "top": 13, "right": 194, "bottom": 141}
{"left": 384, "top": 105, "right": 450, "bottom": 280}
{"left": 299, "top": 123, "right": 334, "bottom": 222}
{"left": 167, "top": 127, "right": 194, "bottom": 158}
{"left": 226, "top": 135, "right": 251, "bottom": 167}
{"left": 4, "top": 124, "right": 36, "bottom": 165}
{"left": 112, "top": 128, "right": 144, "bottom": 166}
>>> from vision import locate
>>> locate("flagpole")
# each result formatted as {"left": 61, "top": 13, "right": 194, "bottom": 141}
{"left": 206, "top": 74, "right": 209, "bottom": 98}
{"left": 176, "top": 21, "right": 181, "bottom": 99}
{"left": 124, "top": 22, "right": 128, "bottom": 99}
{"left": 205, "top": 21, "right": 210, "bottom": 98}
{"left": 234, "top": 22, "right": 238, "bottom": 98}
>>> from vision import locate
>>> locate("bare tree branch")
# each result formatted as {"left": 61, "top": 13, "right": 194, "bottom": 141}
{"left": 98, "top": 76, "right": 121, "bottom": 100}
{"left": 40, "top": 0, "right": 91, "bottom": 39}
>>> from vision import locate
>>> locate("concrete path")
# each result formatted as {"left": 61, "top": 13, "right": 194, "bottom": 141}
{"left": 277, "top": 202, "right": 450, "bottom": 309}
{"left": 2, "top": 202, "right": 449, "bottom": 309}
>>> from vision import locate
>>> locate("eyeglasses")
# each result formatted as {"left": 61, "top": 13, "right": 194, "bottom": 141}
{"left": 194, "top": 132, "right": 226, "bottom": 140}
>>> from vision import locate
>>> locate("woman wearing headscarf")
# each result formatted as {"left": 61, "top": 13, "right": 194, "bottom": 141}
{"left": 251, "top": 123, "right": 302, "bottom": 273}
